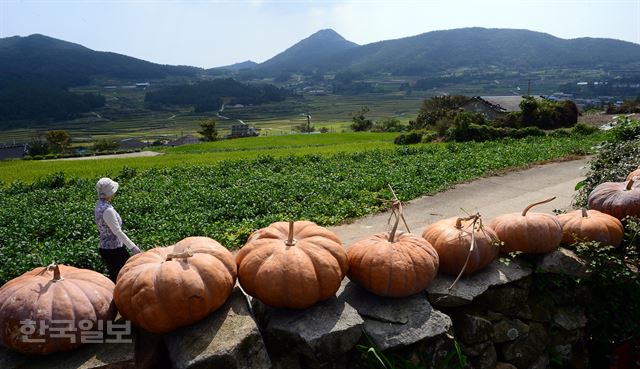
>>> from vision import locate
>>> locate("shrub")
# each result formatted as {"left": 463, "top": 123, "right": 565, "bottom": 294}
{"left": 550, "top": 129, "right": 572, "bottom": 137}
{"left": 93, "top": 139, "right": 119, "bottom": 152}
{"left": 572, "top": 123, "right": 598, "bottom": 135}
{"left": 394, "top": 132, "right": 423, "bottom": 145}
{"left": 372, "top": 118, "right": 406, "bottom": 132}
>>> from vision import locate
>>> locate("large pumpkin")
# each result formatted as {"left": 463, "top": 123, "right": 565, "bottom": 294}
{"left": 347, "top": 225, "right": 439, "bottom": 297}
{"left": 627, "top": 168, "right": 640, "bottom": 181}
{"left": 0, "top": 264, "right": 116, "bottom": 355}
{"left": 588, "top": 179, "right": 640, "bottom": 220}
{"left": 236, "top": 220, "right": 348, "bottom": 309}
{"left": 489, "top": 197, "right": 562, "bottom": 254}
{"left": 557, "top": 208, "right": 624, "bottom": 247}
{"left": 114, "top": 236, "right": 236, "bottom": 333}
{"left": 422, "top": 215, "right": 499, "bottom": 276}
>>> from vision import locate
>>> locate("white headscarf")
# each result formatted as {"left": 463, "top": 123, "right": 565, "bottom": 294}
{"left": 96, "top": 177, "right": 119, "bottom": 199}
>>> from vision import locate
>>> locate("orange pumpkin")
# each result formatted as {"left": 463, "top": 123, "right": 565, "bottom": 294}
{"left": 422, "top": 215, "right": 499, "bottom": 276}
{"left": 236, "top": 220, "right": 348, "bottom": 309}
{"left": 347, "top": 224, "right": 439, "bottom": 297}
{"left": 588, "top": 179, "right": 640, "bottom": 220}
{"left": 557, "top": 208, "right": 624, "bottom": 247}
{"left": 0, "top": 264, "right": 116, "bottom": 354}
{"left": 114, "top": 236, "right": 236, "bottom": 333}
{"left": 489, "top": 197, "right": 562, "bottom": 254}
{"left": 627, "top": 168, "right": 640, "bottom": 181}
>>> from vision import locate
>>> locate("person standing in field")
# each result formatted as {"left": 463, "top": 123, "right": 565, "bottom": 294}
{"left": 95, "top": 177, "right": 141, "bottom": 282}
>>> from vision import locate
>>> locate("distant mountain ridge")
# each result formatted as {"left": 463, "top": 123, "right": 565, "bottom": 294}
{"left": 0, "top": 34, "right": 201, "bottom": 88}
{"left": 258, "top": 29, "right": 359, "bottom": 73}
{"left": 253, "top": 27, "right": 640, "bottom": 75}
{"left": 2, "top": 28, "right": 639, "bottom": 86}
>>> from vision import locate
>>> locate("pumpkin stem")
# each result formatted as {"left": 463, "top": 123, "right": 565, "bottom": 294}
{"left": 448, "top": 213, "right": 482, "bottom": 292}
{"left": 285, "top": 221, "right": 296, "bottom": 246}
{"left": 387, "top": 185, "right": 409, "bottom": 242}
{"left": 38, "top": 263, "right": 63, "bottom": 282}
{"left": 581, "top": 208, "right": 588, "bottom": 218}
{"left": 166, "top": 247, "right": 194, "bottom": 261}
{"left": 627, "top": 179, "right": 635, "bottom": 191}
{"left": 521, "top": 197, "right": 556, "bottom": 216}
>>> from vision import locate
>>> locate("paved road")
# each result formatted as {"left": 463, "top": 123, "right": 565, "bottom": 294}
{"left": 329, "top": 158, "right": 590, "bottom": 247}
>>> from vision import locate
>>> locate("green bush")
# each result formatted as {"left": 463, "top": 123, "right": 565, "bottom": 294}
{"left": 394, "top": 131, "right": 423, "bottom": 145}
{"left": 550, "top": 128, "right": 572, "bottom": 137}
{"left": 572, "top": 123, "right": 598, "bottom": 135}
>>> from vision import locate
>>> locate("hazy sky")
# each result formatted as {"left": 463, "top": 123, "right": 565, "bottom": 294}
{"left": 1, "top": 0, "right": 639, "bottom": 68}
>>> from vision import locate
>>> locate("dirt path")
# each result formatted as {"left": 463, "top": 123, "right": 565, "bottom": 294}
{"left": 50, "top": 151, "right": 162, "bottom": 161}
{"left": 329, "top": 157, "right": 590, "bottom": 247}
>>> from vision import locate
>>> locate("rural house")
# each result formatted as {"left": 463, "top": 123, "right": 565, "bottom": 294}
{"left": 118, "top": 138, "right": 146, "bottom": 150}
{"left": 227, "top": 122, "right": 258, "bottom": 138}
{"left": 166, "top": 135, "right": 200, "bottom": 147}
{"left": 0, "top": 144, "right": 28, "bottom": 160}
{"left": 461, "top": 96, "right": 543, "bottom": 120}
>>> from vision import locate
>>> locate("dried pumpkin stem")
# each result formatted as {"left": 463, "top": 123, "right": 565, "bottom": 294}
{"left": 521, "top": 197, "right": 556, "bottom": 216}
{"left": 627, "top": 179, "right": 635, "bottom": 191}
{"left": 448, "top": 213, "right": 482, "bottom": 291}
{"left": 166, "top": 247, "right": 194, "bottom": 261}
{"left": 286, "top": 221, "right": 296, "bottom": 246}
{"left": 387, "top": 184, "right": 410, "bottom": 242}
{"left": 39, "top": 263, "right": 63, "bottom": 282}
{"left": 581, "top": 208, "right": 588, "bottom": 218}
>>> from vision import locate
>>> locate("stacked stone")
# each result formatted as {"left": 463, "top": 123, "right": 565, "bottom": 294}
{"left": 427, "top": 248, "right": 590, "bottom": 369}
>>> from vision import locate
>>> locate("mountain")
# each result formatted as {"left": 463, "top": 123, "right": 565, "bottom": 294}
{"left": 258, "top": 29, "right": 358, "bottom": 73}
{"left": 255, "top": 27, "right": 640, "bottom": 76}
{"left": 0, "top": 34, "right": 202, "bottom": 88}
{"left": 214, "top": 60, "right": 258, "bottom": 71}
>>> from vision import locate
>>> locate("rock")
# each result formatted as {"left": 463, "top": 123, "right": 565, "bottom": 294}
{"left": 553, "top": 306, "right": 587, "bottom": 330}
{"left": 529, "top": 296, "right": 554, "bottom": 322}
{"left": 537, "top": 247, "right": 588, "bottom": 277}
{"left": 135, "top": 328, "right": 170, "bottom": 369}
{"left": 495, "top": 363, "right": 518, "bottom": 369}
{"left": 453, "top": 314, "right": 492, "bottom": 345}
{"left": 551, "top": 344, "right": 573, "bottom": 362}
{"left": 0, "top": 342, "right": 136, "bottom": 369}
{"left": 470, "top": 343, "right": 497, "bottom": 369}
{"left": 165, "top": 287, "right": 271, "bottom": 369}
{"left": 527, "top": 354, "right": 550, "bottom": 369}
{"left": 502, "top": 304, "right": 533, "bottom": 320}
{"left": 486, "top": 311, "right": 504, "bottom": 322}
{"left": 476, "top": 286, "right": 529, "bottom": 312}
{"left": 338, "top": 280, "right": 452, "bottom": 350}
{"left": 426, "top": 257, "right": 532, "bottom": 307}
{"left": 460, "top": 341, "right": 491, "bottom": 357}
{"left": 492, "top": 318, "right": 529, "bottom": 343}
{"left": 500, "top": 323, "right": 549, "bottom": 368}
{"left": 253, "top": 287, "right": 363, "bottom": 366}
{"left": 549, "top": 285, "right": 592, "bottom": 305}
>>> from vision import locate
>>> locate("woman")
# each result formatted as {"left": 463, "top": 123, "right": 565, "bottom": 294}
{"left": 95, "top": 177, "right": 140, "bottom": 282}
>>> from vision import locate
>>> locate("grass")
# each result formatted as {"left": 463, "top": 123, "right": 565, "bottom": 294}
{"left": 0, "top": 133, "right": 398, "bottom": 183}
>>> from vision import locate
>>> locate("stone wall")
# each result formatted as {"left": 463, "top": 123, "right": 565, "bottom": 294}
{"left": 0, "top": 248, "right": 590, "bottom": 369}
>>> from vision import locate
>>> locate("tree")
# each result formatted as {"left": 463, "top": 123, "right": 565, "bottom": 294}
{"left": 414, "top": 95, "right": 470, "bottom": 129}
{"left": 27, "top": 137, "right": 49, "bottom": 156}
{"left": 45, "top": 130, "right": 71, "bottom": 153}
{"left": 294, "top": 113, "right": 315, "bottom": 133}
{"left": 198, "top": 119, "right": 218, "bottom": 142}
{"left": 350, "top": 106, "right": 373, "bottom": 132}
{"left": 93, "top": 138, "right": 119, "bottom": 152}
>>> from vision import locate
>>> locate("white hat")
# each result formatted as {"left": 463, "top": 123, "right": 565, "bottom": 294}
{"left": 96, "top": 178, "right": 119, "bottom": 199}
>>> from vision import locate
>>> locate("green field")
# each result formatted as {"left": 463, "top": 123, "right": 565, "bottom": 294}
{"left": 0, "top": 92, "right": 422, "bottom": 144}
{"left": 0, "top": 133, "right": 606, "bottom": 284}
{"left": 0, "top": 133, "right": 398, "bottom": 183}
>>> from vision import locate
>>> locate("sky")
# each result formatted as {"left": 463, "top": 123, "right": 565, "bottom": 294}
{"left": 1, "top": 0, "right": 639, "bottom": 69}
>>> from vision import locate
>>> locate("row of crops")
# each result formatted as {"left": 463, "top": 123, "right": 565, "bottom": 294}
{"left": 0, "top": 133, "right": 605, "bottom": 284}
